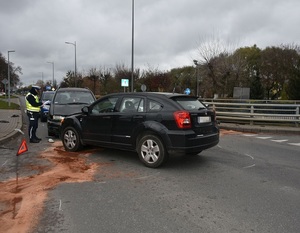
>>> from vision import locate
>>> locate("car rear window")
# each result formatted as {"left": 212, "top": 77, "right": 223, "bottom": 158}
{"left": 172, "top": 97, "right": 206, "bottom": 110}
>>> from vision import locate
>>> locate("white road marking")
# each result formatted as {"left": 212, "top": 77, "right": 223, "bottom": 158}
{"left": 271, "top": 139, "right": 288, "bottom": 143}
{"left": 243, "top": 164, "right": 256, "bottom": 169}
{"left": 243, "top": 134, "right": 257, "bottom": 137}
{"left": 288, "top": 143, "right": 300, "bottom": 146}
{"left": 245, "top": 153, "right": 254, "bottom": 160}
{"left": 256, "top": 136, "right": 272, "bottom": 140}
{"left": 217, "top": 145, "right": 222, "bottom": 148}
{"left": 59, "top": 199, "right": 63, "bottom": 211}
{"left": 2, "top": 160, "right": 8, "bottom": 166}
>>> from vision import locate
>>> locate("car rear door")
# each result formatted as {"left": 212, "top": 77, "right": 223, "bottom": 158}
{"left": 111, "top": 96, "right": 145, "bottom": 147}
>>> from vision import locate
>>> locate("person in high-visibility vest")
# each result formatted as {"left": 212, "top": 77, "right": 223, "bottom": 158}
{"left": 25, "top": 85, "right": 43, "bottom": 143}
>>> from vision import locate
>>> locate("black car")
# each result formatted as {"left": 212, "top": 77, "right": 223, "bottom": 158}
{"left": 47, "top": 87, "right": 96, "bottom": 137}
{"left": 40, "top": 91, "right": 55, "bottom": 122}
{"left": 60, "top": 92, "right": 219, "bottom": 168}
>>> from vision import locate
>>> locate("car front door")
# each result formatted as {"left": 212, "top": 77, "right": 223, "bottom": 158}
{"left": 81, "top": 96, "right": 118, "bottom": 144}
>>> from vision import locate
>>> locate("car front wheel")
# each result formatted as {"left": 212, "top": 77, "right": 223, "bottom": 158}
{"left": 62, "top": 127, "right": 82, "bottom": 152}
{"left": 137, "top": 134, "right": 168, "bottom": 168}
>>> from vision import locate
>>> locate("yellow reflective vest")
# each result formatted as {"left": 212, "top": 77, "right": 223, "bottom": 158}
{"left": 25, "top": 93, "right": 40, "bottom": 112}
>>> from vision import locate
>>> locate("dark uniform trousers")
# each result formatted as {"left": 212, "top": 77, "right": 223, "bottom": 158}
{"left": 27, "top": 110, "right": 40, "bottom": 140}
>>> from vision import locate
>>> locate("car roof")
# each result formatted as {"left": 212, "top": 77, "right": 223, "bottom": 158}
{"left": 103, "top": 92, "right": 194, "bottom": 99}
{"left": 56, "top": 87, "right": 92, "bottom": 92}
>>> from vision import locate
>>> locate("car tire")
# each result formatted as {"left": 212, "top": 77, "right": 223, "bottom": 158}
{"left": 62, "top": 127, "right": 82, "bottom": 152}
{"left": 137, "top": 134, "right": 168, "bottom": 168}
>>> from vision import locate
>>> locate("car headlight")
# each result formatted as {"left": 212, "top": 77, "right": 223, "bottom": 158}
{"left": 53, "top": 115, "right": 65, "bottom": 120}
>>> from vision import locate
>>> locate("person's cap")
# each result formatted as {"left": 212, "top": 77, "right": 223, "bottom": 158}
{"left": 32, "top": 85, "right": 41, "bottom": 90}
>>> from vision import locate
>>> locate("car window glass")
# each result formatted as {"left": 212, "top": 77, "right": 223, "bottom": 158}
{"left": 172, "top": 97, "right": 206, "bottom": 110}
{"left": 137, "top": 99, "right": 144, "bottom": 112}
{"left": 54, "top": 93, "right": 70, "bottom": 104}
{"left": 92, "top": 97, "right": 118, "bottom": 114}
{"left": 120, "top": 97, "right": 144, "bottom": 113}
{"left": 148, "top": 99, "right": 163, "bottom": 112}
{"left": 54, "top": 91, "right": 94, "bottom": 105}
{"left": 42, "top": 92, "right": 54, "bottom": 101}
{"left": 69, "top": 92, "right": 95, "bottom": 104}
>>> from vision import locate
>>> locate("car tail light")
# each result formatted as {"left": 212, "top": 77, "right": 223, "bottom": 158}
{"left": 173, "top": 111, "right": 191, "bottom": 129}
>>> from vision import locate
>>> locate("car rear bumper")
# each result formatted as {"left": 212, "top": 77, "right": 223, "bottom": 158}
{"left": 41, "top": 111, "right": 48, "bottom": 118}
{"left": 166, "top": 130, "right": 219, "bottom": 154}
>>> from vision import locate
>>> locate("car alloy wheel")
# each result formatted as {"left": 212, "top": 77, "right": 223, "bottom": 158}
{"left": 137, "top": 134, "right": 168, "bottom": 168}
{"left": 62, "top": 127, "right": 82, "bottom": 152}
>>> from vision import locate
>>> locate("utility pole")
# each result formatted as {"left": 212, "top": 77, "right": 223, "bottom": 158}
{"left": 8, "top": 50, "right": 15, "bottom": 107}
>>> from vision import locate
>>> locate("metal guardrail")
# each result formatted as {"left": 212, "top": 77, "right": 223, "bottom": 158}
{"left": 201, "top": 99, "right": 300, "bottom": 127}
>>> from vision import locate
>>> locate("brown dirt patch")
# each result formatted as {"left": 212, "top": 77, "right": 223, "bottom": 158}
{"left": 220, "top": 129, "right": 243, "bottom": 136}
{"left": 0, "top": 130, "right": 243, "bottom": 232}
{"left": 0, "top": 141, "right": 100, "bottom": 233}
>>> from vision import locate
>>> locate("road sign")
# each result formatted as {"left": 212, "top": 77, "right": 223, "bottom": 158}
{"left": 141, "top": 84, "right": 146, "bottom": 92}
{"left": 121, "top": 79, "right": 129, "bottom": 87}
{"left": 1, "top": 78, "right": 8, "bottom": 85}
{"left": 184, "top": 88, "right": 191, "bottom": 95}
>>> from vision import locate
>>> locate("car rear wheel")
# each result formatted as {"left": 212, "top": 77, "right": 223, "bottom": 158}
{"left": 137, "top": 134, "right": 168, "bottom": 168}
{"left": 62, "top": 127, "right": 82, "bottom": 152}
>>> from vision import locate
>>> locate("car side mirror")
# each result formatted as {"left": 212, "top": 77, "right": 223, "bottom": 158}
{"left": 82, "top": 106, "right": 89, "bottom": 114}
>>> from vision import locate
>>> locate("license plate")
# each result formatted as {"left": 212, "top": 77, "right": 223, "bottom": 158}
{"left": 198, "top": 116, "right": 211, "bottom": 123}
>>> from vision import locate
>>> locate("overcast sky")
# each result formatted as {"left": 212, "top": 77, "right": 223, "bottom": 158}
{"left": 1, "top": 0, "right": 299, "bottom": 86}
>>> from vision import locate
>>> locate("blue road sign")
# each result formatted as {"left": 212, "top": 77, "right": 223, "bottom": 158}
{"left": 184, "top": 88, "right": 190, "bottom": 95}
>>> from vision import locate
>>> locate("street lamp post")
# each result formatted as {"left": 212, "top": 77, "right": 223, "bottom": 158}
{"left": 193, "top": 59, "right": 199, "bottom": 97}
{"left": 131, "top": 0, "right": 135, "bottom": 92}
{"left": 47, "top": 61, "right": 54, "bottom": 87}
{"left": 65, "top": 41, "right": 77, "bottom": 87}
{"left": 8, "top": 50, "right": 15, "bottom": 107}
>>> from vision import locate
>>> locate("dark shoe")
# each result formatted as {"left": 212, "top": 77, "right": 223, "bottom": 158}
{"left": 30, "top": 139, "right": 40, "bottom": 143}
{"left": 35, "top": 137, "right": 42, "bottom": 141}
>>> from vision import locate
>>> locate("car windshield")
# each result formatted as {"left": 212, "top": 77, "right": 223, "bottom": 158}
{"left": 54, "top": 91, "right": 94, "bottom": 105}
{"left": 42, "top": 92, "right": 54, "bottom": 101}
{"left": 172, "top": 96, "right": 206, "bottom": 110}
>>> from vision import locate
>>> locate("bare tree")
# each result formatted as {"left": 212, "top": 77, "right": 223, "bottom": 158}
{"left": 196, "top": 34, "right": 250, "bottom": 98}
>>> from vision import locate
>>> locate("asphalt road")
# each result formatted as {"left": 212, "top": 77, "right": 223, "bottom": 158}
{"left": 1, "top": 107, "right": 299, "bottom": 233}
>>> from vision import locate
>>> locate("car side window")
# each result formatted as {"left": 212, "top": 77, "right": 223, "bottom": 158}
{"left": 148, "top": 99, "right": 163, "bottom": 112}
{"left": 91, "top": 97, "right": 118, "bottom": 114}
{"left": 120, "top": 97, "right": 144, "bottom": 113}
{"left": 173, "top": 97, "right": 206, "bottom": 110}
